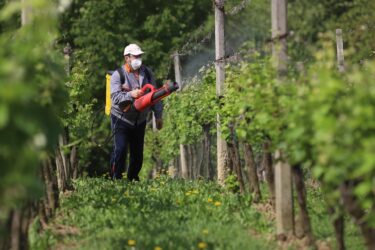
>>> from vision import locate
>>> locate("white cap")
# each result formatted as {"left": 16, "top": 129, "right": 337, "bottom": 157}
{"left": 124, "top": 43, "right": 144, "bottom": 56}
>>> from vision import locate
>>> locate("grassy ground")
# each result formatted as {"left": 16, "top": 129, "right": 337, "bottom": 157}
{"left": 30, "top": 176, "right": 275, "bottom": 250}
{"left": 306, "top": 187, "right": 365, "bottom": 250}
{"left": 30, "top": 176, "right": 365, "bottom": 250}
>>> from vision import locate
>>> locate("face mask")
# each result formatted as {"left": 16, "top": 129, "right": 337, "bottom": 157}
{"left": 131, "top": 58, "right": 142, "bottom": 70}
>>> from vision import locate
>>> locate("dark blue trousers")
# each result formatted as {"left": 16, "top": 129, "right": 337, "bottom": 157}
{"left": 110, "top": 114, "right": 146, "bottom": 181}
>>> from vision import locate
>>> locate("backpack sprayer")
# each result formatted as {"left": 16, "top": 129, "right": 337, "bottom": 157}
{"left": 120, "top": 82, "right": 179, "bottom": 112}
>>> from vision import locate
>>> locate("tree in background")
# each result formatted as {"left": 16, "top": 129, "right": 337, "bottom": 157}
{"left": 288, "top": 0, "right": 375, "bottom": 66}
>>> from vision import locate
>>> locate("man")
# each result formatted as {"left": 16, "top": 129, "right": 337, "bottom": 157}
{"left": 110, "top": 43, "right": 163, "bottom": 181}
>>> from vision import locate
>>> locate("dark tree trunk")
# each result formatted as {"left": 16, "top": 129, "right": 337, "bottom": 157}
{"left": 194, "top": 143, "right": 198, "bottom": 179}
{"left": 174, "top": 156, "right": 180, "bottom": 178}
{"left": 10, "top": 210, "right": 21, "bottom": 250}
{"left": 189, "top": 144, "right": 194, "bottom": 179}
{"left": 55, "top": 147, "right": 66, "bottom": 192}
{"left": 186, "top": 144, "right": 193, "bottom": 179}
{"left": 292, "top": 164, "right": 314, "bottom": 245}
{"left": 191, "top": 144, "right": 196, "bottom": 179}
{"left": 196, "top": 141, "right": 204, "bottom": 179}
{"left": 70, "top": 145, "right": 79, "bottom": 179}
{"left": 340, "top": 181, "right": 375, "bottom": 250}
{"left": 227, "top": 143, "right": 234, "bottom": 176}
{"left": 180, "top": 144, "right": 189, "bottom": 179}
{"left": 327, "top": 206, "right": 345, "bottom": 250}
{"left": 192, "top": 144, "right": 197, "bottom": 179}
{"left": 42, "top": 157, "right": 59, "bottom": 217}
{"left": 202, "top": 124, "right": 213, "bottom": 180}
{"left": 189, "top": 144, "right": 193, "bottom": 179}
{"left": 2, "top": 152, "right": 65, "bottom": 250}
{"left": 234, "top": 146, "right": 245, "bottom": 194}
{"left": 60, "top": 135, "right": 70, "bottom": 181}
{"left": 192, "top": 143, "right": 201, "bottom": 179}
{"left": 262, "top": 139, "right": 275, "bottom": 205}
{"left": 58, "top": 133, "right": 72, "bottom": 188}
{"left": 243, "top": 143, "right": 261, "bottom": 202}
{"left": 7, "top": 204, "right": 38, "bottom": 250}
{"left": 199, "top": 140, "right": 205, "bottom": 178}
{"left": 228, "top": 124, "right": 245, "bottom": 193}
{"left": 151, "top": 154, "right": 163, "bottom": 175}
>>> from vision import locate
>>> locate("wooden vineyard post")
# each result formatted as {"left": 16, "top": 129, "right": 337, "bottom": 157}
{"left": 336, "top": 29, "right": 345, "bottom": 73}
{"left": 173, "top": 52, "right": 189, "bottom": 179}
{"left": 21, "top": 0, "right": 32, "bottom": 26}
{"left": 174, "top": 51, "right": 183, "bottom": 90}
{"left": 333, "top": 28, "right": 346, "bottom": 250}
{"left": 271, "top": 0, "right": 288, "bottom": 75}
{"left": 215, "top": 0, "right": 229, "bottom": 185}
{"left": 272, "top": 0, "right": 294, "bottom": 238}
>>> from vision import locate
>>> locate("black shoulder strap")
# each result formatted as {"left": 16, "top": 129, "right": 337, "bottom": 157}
{"left": 116, "top": 66, "right": 151, "bottom": 85}
{"left": 116, "top": 67, "right": 125, "bottom": 84}
{"left": 143, "top": 66, "right": 152, "bottom": 83}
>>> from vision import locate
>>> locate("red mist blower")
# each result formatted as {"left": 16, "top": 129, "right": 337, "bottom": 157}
{"left": 121, "top": 82, "right": 179, "bottom": 112}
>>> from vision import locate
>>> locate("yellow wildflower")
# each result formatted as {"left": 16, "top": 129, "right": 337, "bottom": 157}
{"left": 128, "top": 239, "right": 136, "bottom": 246}
{"left": 198, "top": 242, "right": 208, "bottom": 249}
{"left": 207, "top": 198, "right": 213, "bottom": 203}
{"left": 214, "top": 201, "right": 222, "bottom": 206}
{"left": 154, "top": 246, "right": 162, "bottom": 250}
{"left": 185, "top": 191, "right": 191, "bottom": 196}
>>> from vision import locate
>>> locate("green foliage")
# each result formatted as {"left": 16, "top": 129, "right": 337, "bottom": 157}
{"left": 56, "top": 0, "right": 375, "bottom": 179}
{"left": 57, "top": 0, "right": 214, "bottom": 175}
{"left": 33, "top": 176, "right": 275, "bottom": 249}
{"left": 288, "top": 0, "right": 375, "bottom": 65}
{"left": 307, "top": 187, "right": 365, "bottom": 250}
{"left": 329, "top": 0, "right": 375, "bottom": 64}
{"left": 155, "top": 68, "right": 217, "bottom": 162}
{"left": 0, "top": 0, "right": 20, "bottom": 33}
{"left": 0, "top": 0, "right": 67, "bottom": 214}
{"left": 224, "top": 174, "right": 241, "bottom": 193}
{"left": 159, "top": 43, "right": 375, "bottom": 235}
{"left": 60, "top": 0, "right": 212, "bottom": 82}
{"left": 61, "top": 60, "right": 105, "bottom": 174}
{"left": 300, "top": 46, "right": 375, "bottom": 224}
{"left": 64, "top": 62, "right": 96, "bottom": 140}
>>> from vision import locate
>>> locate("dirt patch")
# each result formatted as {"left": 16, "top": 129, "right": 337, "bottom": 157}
{"left": 250, "top": 201, "right": 332, "bottom": 250}
{"left": 62, "top": 190, "right": 74, "bottom": 197}
{"left": 305, "top": 178, "right": 321, "bottom": 190}
{"left": 253, "top": 200, "right": 275, "bottom": 221}
{"left": 48, "top": 224, "right": 80, "bottom": 236}
{"left": 54, "top": 239, "right": 88, "bottom": 250}
{"left": 276, "top": 234, "right": 332, "bottom": 250}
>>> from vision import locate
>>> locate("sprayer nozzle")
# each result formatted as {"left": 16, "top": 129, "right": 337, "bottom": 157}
{"left": 169, "top": 81, "right": 179, "bottom": 91}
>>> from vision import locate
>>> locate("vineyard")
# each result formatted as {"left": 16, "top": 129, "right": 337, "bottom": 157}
{"left": 0, "top": 0, "right": 374, "bottom": 250}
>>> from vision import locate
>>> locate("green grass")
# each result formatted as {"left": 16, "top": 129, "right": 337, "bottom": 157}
{"left": 30, "top": 176, "right": 275, "bottom": 250}
{"left": 30, "top": 176, "right": 365, "bottom": 250}
{"left": 306, "top": 187, "right": 365, "bottom": 250}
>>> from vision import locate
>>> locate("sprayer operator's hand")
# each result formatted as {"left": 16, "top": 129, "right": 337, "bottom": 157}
{"left": 130, "top": 89, "right": 142, "bottom": 99}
